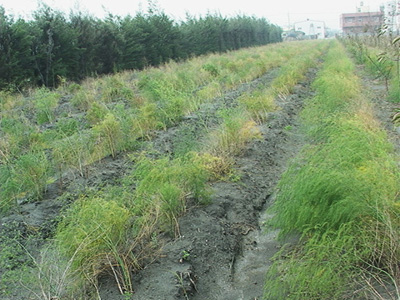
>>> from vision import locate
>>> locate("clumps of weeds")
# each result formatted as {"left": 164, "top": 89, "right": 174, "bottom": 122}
{"left": 264, "top": 40, "right": 400, "bottom": 300}
{"left": 129, "top": 153, "right": 211, "bottom": 231}
{"left": 52, "top": 131, "right": 94, "bottom": 178}
{"left": 0, "top": 90, "right": 24, "bottom": 111}
{"left": 172, "top": 124, "right": 201, "bottom": 158}
{"left": 192, "top": 152, "right": 235, "bottom": 181}
{"left": 207, "top": 108, "right": 262, "bottom": 157}
{"left": 202, "top": 63, "right": 220, "bottom": 77}
{"left": 0, "top": 149, "right": 51, "bottom": 210}
{"left": 13, "top": 151, "right": 51, "bottom": 201}
{"left": 238, "top": 89, "right": 276, "bottom": 124}
{"left": 65, "top": 82, "right": 82, "bottom": 94}
{"left": 195, "top": 81, "right": 223, "bottom": 102}
{"left": 0, "top": 165, "right": 18, "bottom": 212}
{"left": 71, "top": 89, "right": 95, "bottom": 111}
{"left": 92, "top": 113, "right": 123, "bottom": 159}
{"left": 0, "top": 115, "right": 36, "bottom": 157}
{"left": 33, "top": 88, "right": 61, "bottom": 125}
{"left": 86, "top": 102, "right": 109, "bottom": 125}
{"left": 188, "top": 108, "right": 261, "bottom": 182}
{"left": 132, "top": 102, "right": 165, "bottom": 137}
{"left": 47, "top": 152, "right": 211, "bottom": 297}
{"left": 55, "top": 195, "right": 134, "bottom": 295}
{"left": 100, "top": 75, "right": 135, "bottom": 103}
{"left": 55, "top": 118, "right": 80, "bottom": 137}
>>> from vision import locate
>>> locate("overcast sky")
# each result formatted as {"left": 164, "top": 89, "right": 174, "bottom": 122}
{"left": 0, "top": 0, "right": 387, "bottom": 29}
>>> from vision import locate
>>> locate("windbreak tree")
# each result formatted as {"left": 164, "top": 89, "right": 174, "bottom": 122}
{"left": 269, "top": 24, "right": 283, "bottom": 43}
{"left": 0, "top": 7, "right": 36, "bottom": 90}
{"left": 31, "top": 4, "right": 79, "bottom": 87}
{"left": 69, "top": 11, "right": 100, "bottom": 80}
{"left": 95, "top": 14, "right": 124, "bottom": 74}
{"left": 180, "top": 14, "right": 229, "bottom": 55}
{"left": 145, "top": 11, "right": 181, "bottom": 64}
{"left": 0, "top": 4, "right": 282, "bottom": 89}
{"left": 120, "top": 15, "right": 147, "bottom": 70}
{"left": 126, "top": 11, "right": 181, "bottom": 67}
{"left": 179, "top": 13, "right": 282, "bottom": 57}
{"left": 9, "top": 19, "right": 35, "bottom": 87}
{"left": 0, "top": 7, "right": 14, "bottom": 89}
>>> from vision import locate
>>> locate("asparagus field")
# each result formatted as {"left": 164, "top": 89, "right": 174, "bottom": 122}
{"left": 0, "top": 39, "right": 399, "bottom": 300}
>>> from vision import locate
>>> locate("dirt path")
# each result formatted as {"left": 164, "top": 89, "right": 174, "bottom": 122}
{"left": 97, "top": 67, "right": 319, "bottom": 300}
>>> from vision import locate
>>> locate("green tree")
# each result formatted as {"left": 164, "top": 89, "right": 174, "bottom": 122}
{"left": 0, "top": 4, "right": 282, "bottom": 89}
{"left": 31, "top": 4, "right": 79, "bottom": 87}
{"left": 9, "top": 19, "right": 36, "bottom": 87}
{"left": 95, "top": 15, "right": 124, "bottom": 74}
{"left": 69, "top": 11, "right": 100, "bottom": 79}
{"left": 0, "top": 6, "right": 12, "bottom": 88}
{"left": 120, "top": 15, "right": 147, "bottom": 70}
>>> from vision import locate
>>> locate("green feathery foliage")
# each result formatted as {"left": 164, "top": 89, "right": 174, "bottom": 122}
{"left": 265, "top": 40, "right": 400, "bottom": 300}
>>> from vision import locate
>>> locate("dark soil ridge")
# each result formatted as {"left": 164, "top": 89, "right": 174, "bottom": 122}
{"left": 0, "top": 68, "right": 281, "bottom": 238}
{"left": 150, "top": 68, "right": 281, "bottom": 156}
{"left": 98, "top": 67, "right": 319, "bottom": 300}
{"left": 0, "top": 67, "right": 282, "bottom": 298}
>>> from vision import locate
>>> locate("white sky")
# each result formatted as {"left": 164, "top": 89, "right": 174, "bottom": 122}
{"left": 0, "top": 0, "right": 387, "bottom": 29}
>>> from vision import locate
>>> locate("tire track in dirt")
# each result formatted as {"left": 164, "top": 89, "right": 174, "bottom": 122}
{"left": 99, "top": 67, "right": 320, "bottom": 300}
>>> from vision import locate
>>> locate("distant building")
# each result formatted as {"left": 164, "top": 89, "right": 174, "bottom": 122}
{"left": 293, "top": 20, "right": 326, "bottom": 39}
{"left": 341, "top": 11, "right": 384, "bottom": 34}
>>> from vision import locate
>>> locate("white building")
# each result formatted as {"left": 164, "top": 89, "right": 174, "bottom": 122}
{"left": 293, "top": 19, "right": 326, "bottom": 39}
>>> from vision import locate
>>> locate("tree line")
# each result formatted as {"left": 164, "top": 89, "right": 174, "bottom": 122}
{"left": 0, "top": 4, "right": 282, "bottom": 90}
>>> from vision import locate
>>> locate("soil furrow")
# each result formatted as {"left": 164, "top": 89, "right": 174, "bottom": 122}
{"left": 99, "top": 67, "right": 319, "bottom": 300}
{"left": 0, "top": 67, "right": 283, "bottom": 299}
{"left": 150, "top": 68, "right": 281, "bottom": 156}
{"left": 0, "top": 68, "right": 280, "bottom": 237}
